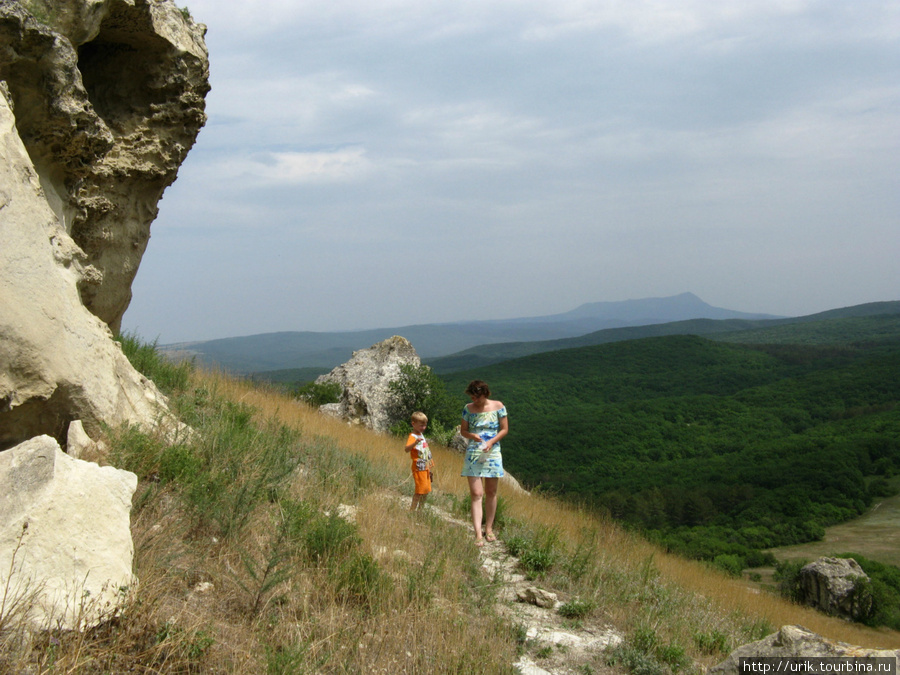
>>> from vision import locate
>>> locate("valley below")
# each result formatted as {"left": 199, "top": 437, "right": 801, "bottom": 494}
{"left": 769, "top": 492, "right": 900, "bottom": 567}
{"left": 745, "top": 493, "right": 900, "bottom": 592}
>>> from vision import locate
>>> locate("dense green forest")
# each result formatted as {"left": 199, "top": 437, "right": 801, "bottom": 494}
{"left": 442, "top": 326, "right": 900, "bottom": 570}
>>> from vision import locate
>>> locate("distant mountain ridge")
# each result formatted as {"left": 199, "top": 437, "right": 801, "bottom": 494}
{"left": 426, "top": 300, "right": 900, "bottom": 373}
{"left": 161, "top": 293, "right": 778, "bottom": 373}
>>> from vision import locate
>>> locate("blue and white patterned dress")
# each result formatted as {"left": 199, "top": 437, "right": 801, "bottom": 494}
{"left": 460, "top": 405, "right": 508, "bottom": 478}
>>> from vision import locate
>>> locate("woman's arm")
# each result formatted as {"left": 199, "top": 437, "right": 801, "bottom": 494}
{"left": 484, "top": 414, "right": 508, "bottom": 449}
{"left": 460, "top": 417, "right": 481, "bottom": 443}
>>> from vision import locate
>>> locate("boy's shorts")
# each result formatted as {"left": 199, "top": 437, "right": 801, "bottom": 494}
{"left": 413, "top": 469, "right": 432, "bottom": 495}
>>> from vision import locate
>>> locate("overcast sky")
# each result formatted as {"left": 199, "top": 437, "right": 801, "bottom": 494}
{"left": 121, "top": 0, "right": 899, "bottom": 344}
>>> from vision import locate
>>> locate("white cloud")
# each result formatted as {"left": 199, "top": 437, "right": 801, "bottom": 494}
{"left": 226, "top": 148, "right": 374, "bottom": 184}
{"left": 725, "top": 83, "right": 900, "bottom": 170}
{"left": 204, "top": 72, "right": 377, "bottom": 134}
{"left": 400, "top": 102, "right": 546, "bottom": 165}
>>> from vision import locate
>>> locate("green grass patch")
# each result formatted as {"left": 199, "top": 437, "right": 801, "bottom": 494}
{"left": 504, "top": 523, "right": 561, "bottom": 578}
{"left": 118, "top": 331, "right": 193, "bottom": 394}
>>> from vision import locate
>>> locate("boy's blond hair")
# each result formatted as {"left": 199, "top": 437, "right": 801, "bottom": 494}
{"left": 410, "top": 411, "right": 428, "bottom": 424}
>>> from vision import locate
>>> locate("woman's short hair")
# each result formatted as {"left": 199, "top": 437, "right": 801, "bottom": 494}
{"left": 465, "top": 380, "right": 491, "bottom": 398}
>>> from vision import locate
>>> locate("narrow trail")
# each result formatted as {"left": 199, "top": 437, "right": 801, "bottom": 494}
{"left": 356, "top": 495, "right": 625, "bottom": 675}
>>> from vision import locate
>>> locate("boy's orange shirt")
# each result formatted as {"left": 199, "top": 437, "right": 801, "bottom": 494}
{"left": 406, "top": 432, "right": 433, "bottom": 472}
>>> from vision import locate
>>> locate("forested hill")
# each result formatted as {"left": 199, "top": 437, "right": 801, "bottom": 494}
{"left": 427, "top": 301, "right": 900, "bottom": 373}
{"left": 441, "top": 328, "right": 900, "bottom": 568}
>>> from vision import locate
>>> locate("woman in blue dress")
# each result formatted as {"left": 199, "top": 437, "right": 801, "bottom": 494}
{"left": 460, "top": 380, "right": 509, "bottom": 546}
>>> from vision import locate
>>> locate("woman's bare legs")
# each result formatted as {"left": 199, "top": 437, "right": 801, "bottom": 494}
{"left": 467, "top": 476, "right": 485, "bottom": 544}
{"left": 483, "top": 477, "right": 499, "bottom": 541}
{"left": 468, "top": 476, "right": 500, "bottom": 544}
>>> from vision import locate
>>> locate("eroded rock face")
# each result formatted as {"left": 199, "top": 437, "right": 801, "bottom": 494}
{"left": 316, "top": 336, "right": 421, "bottom": 432}
{"left": 799, "top": 557, "right": 871, "bottom": 620}
{"left": 1, "top": 0, "right": 209, "bottom": 329}
{"left": 0, "top": 435, "right": 138, "bottom": 629}
{"left": 0, "top": 0, "right": 209, "bottom": 449}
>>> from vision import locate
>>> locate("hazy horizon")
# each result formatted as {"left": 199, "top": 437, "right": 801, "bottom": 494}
{"left": 155, "top": 291, "right": 900, "bottom": 346}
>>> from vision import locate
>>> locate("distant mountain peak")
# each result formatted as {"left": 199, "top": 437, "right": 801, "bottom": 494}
{"left": 560, "top": 293, "right": 771, "bottom": 323}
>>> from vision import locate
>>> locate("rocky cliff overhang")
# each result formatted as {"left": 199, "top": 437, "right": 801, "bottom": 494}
{"left": 0, "top": 0, "right": 209, "bottom": 449}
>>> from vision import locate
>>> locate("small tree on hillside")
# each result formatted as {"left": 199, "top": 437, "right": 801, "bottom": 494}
{"left": 294, "top": 380, "right": 342, "bottom": 407}
{"left": 386, "top": 363, "right": 458, "bottom": 444}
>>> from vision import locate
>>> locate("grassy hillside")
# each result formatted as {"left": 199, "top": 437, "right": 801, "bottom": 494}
{"left": 248, "top": 366, "right": 330, "bottom": 386}
{"left": 4, "top": 340, "right": 899, "bottom": 673}
{"left": 442, "top": 331, "right": 900, "bottom": 570}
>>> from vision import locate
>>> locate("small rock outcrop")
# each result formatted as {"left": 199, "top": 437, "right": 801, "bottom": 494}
{"left": 709, "top": 625, "right": 899, "bottom": 675}
{"left": 799, "top": 557, "right": 872, "bottom": 620}
{"left": 0, "top": 0, "right": 209, "bottom": 449}
{"left": 0, "top": 435, "right": 138, "bottom": 629}
{"left": 316, "top": 336, "right": 421, "bottom": 432}
{"left": 517, "top": 586, "right": 559, "bottom": 609}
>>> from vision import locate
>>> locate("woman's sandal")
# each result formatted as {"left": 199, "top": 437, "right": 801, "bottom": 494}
{"left": 485, "top": 533, "right": 497, "bottom": 543}
{"left": 475, "top": 537, "right": 485, "bottom": 547}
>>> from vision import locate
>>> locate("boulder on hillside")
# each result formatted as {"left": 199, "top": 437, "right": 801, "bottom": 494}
{"left": 0, "top": 0, "right": 209, "bottom": 450}
{"left": 517, "top": 586, "right": 559, "bottom": 609}
{"left": 709, "top": 625, "right": 898, "bottom": 675}
{"left": 0, "top": 435, "right": 138, "bottom": 630}
{"left": 316, "top": 336, "right": 420, "bottom": 432}
{"left": 799, "top": 557, "right": 872, "bottom": 620}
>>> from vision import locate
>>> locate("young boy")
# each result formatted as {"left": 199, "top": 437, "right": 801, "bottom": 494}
{"left": 404, "top": 411, "right": 435, "bottom": 511}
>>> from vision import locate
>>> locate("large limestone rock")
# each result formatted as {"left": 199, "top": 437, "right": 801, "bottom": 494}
{"left": 0, "top": 435, "right": 138, "bottom": 629}
{"left": 316, "top": 336, "right": 421, "bottom": 432}
{"left": 0, "top": 85, "right": 168, "bottom": 449}
{"left": 799, "top": 557, "right": 872, "bottom": 620}
{"left": 0, "top": 0, "right": 209, "bottom": 449}
{"left": 710, "top": 625, "right": 899, "bottom": 675}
